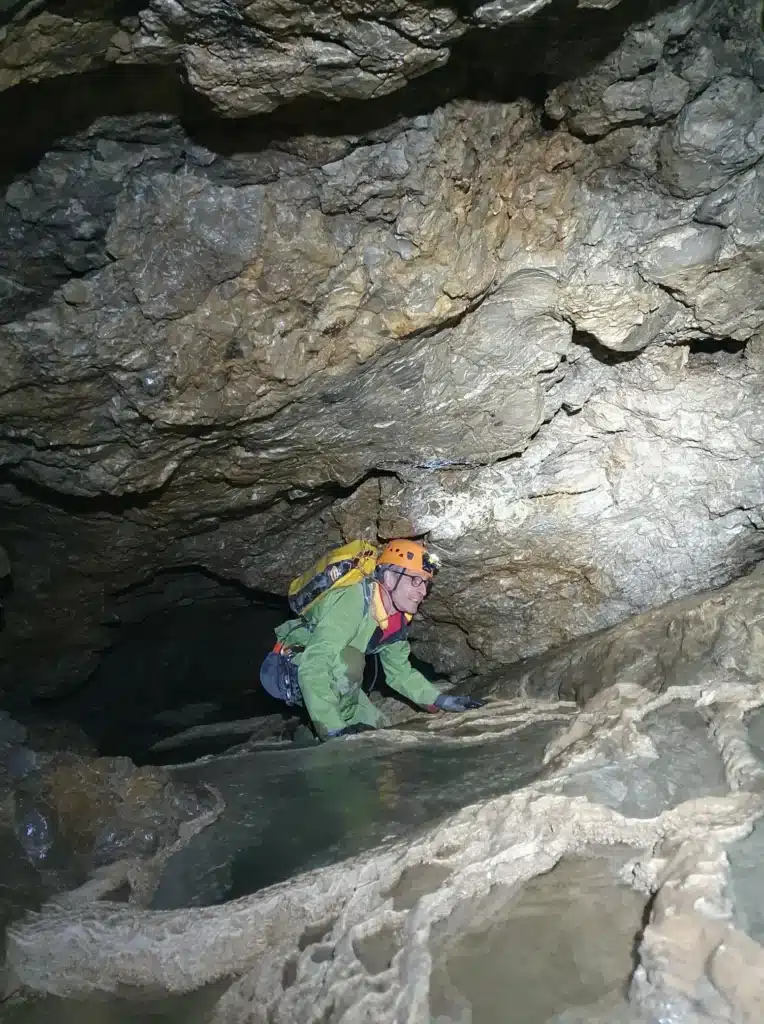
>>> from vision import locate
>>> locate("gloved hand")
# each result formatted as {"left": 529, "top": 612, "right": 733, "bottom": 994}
{"left": 326, "top": 723, "right": 376, "bottom": 739}
{"left": 434, "top": 694, "right": 485, "bottom": 712}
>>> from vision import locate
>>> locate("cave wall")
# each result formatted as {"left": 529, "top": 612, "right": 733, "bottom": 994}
{"left": 0, "top": 0, "right": 763, "bottom": 696}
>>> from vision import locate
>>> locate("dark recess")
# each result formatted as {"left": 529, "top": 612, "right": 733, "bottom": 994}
{"left": 34, "top": 576, "right": 292, "bottom": 761}
{"left": 0, "top": 0, "right": 679, "bottom": 184}
{"left": 570, "top": 329, "right": 642, "bottom": 365}
{"left": 686, "top": 336, "right": 748, "bottom": 358}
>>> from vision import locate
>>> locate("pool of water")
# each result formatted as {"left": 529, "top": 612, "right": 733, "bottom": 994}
{"left": 430, "top": 852, "right": 648, "bottom": 1024}
{"left": 728, "top": 818, "right": 764, "bottom": 942}
{"left": 745, "top": 705, "right": 764, "bottom": 764}
{"left": 727, "top": 706, "right": 764, "bottom": 942}
{"left": 151, "top": 721, "right": 562, "bottom": 909}
{"left": 0, "top": 981, "right": 228, "bottom": 1024}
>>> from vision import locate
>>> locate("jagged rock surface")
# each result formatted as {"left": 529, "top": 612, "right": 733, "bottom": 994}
{"left": 0, "top": 0, "right": 764, "bottom": 700}
{"left": 3, "top": 0, "right": 764, "bottom": 1017}
{"left": 502, "top": 562, "right": 764, "bottom": 705}
{"left": 2, "top": 0, "right": 764, "bottom": 694}
{"left": 0, "top": 0, "right": 685, "bottom": 116}
{"left": 0, "top": 712, "right": 220, "bottom": 981}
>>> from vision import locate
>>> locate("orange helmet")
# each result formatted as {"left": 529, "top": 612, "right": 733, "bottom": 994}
{"left": 377, "top": 539, "right": 440, "bottom": 580}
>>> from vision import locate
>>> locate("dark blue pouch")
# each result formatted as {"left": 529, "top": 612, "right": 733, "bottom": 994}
{"left": 260, "top": 649, "right": 304, "bottom": 706}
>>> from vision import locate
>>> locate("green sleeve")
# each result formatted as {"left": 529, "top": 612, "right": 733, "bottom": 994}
{"left": 297, "top": 586, "right": 366, "bottom": 738}
{"left": 378, "top": 639, "right": 441, "bottom": 706}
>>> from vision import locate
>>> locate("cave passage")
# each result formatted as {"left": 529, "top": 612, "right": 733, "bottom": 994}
{"left": 1, "top": 0, "right": 764, "bottom": 1016}
{"left": 25, "top": 571, "right": 446, "bottom": 764}
{"left": 0, "top": 557, "right": 299, "bottom": 764}
{"left": 39, "top": 592, "right": 290, "bottom": 762}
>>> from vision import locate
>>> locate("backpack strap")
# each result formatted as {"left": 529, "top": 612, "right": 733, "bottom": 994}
{"left": 361, "top": 576, "right": 374, "bottom": 615}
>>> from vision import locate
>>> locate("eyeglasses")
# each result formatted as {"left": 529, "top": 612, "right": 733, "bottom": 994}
{"left": 403, "top": 573, "right": 428, "bottom": 590}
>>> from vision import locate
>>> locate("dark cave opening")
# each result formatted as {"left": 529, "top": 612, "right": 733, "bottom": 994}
{"left": 31, "top": 578, "right": 292, "bottom": 763}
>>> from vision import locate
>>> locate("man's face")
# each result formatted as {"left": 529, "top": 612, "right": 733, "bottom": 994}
{"left": 382, "top": 568, "right": 429, "bottom": 615}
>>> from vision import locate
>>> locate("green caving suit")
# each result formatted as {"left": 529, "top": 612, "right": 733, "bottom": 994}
{"left": 275, "top": 580, "right": 441, "bottom": 739}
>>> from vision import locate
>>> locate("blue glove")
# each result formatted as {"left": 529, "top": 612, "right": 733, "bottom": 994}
{"left": 434, "top": 694, "right": 485, "bottom": 712}
{"left": 326, "top": 723, "right": 376, "bottom": 739}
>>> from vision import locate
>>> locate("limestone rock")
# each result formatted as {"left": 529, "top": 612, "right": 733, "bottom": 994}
{"left": 0, "top": 114, "right": 187, "bottom": 324}
{"left": 0, "top": 0, "right": 763, "bottom": 696}
{"left": 402, "top": 345, "right": 764, "bottom": 674}
{"left": 470, "top": 0, "right": 552, "bottom": 27}
{"left": 4, "top": 0, "right": 764, "bottom": 1017}
{"left": 0, "top": 13, "right": 121, "bottom": 92}
{"left": 0, "top": 0, "right": 627, "bottom": 115}
{"left": 7, "top": 573, "right": 764, "bottom": 1017}
{"left": 7, "top": 664, "right": 764, "bottom": 1019}
{"left": 545, "top": 0, "right": 764, "bottom": 140}
{"left": 508, "top": 564, "right": 764, "bottom": 705}
{"left": 658, "top": 76, "right": 764, "bottom": 198}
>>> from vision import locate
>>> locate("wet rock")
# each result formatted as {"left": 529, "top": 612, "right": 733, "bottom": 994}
{"left": 430, "top": 853, "right": 646, "bottom": 1023}
{"left": 10, "top": 751, "right": 213, "bottom": 885}
{"left": 148, "top": 711, "right": 566, "bottom": 909}
{"left": 7, "top": 587, "right": 764, "bottom": 1017}
{"left": 6, "top": 672, "right": 764, "bottom": 1020}
{"left": 630, "top": 837, "right": 764, "bottom": 1024}
{"left": 508, "top": 563, "right": 764, "bottom": 705}
{"left": 3, "top": 1, "right": 763, "bottom": 1014}
{"left": 0, "top": 710, "right": 27, "bottom": 751}
{"left": 470, "top": 0, "right": 552, "bottom": 27}
{"left": 4, "top": 746, "right": 38, "bottom": 781}
{"left": 0, "top": 716, "right": 216, "bottom": 982}
{"left": 0, "top": 826, "right": 48, "bottom": 963}
{"left": 560, "top": 706, "right": 728, "bottom": 818}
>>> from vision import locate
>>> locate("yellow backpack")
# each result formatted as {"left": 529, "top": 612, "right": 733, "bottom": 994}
{"left": 288, "top": 540, "right": 379, "bottom": 616}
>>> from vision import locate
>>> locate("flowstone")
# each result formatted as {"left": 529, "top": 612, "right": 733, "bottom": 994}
{"left": 559, "top": 706, "right": 728, "bottom": 817}
{"left": 7, "top": 677, "right": 764, "bottom": 1024}
{"left": 0, "top": 980, "right": 229, "bottom": 1024}
{"left": 728, "top": 819, "right": 764, "bottom": 944}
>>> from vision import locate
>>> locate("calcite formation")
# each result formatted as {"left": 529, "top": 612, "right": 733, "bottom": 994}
{"left": 7, "top": 659, "right": 764, "bottom": 1023}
